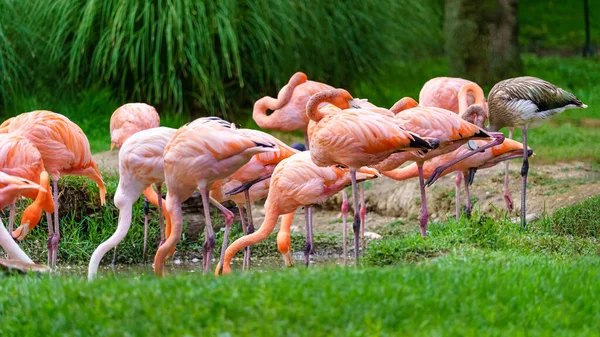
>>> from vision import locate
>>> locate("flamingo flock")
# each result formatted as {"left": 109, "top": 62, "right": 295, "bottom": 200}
{"left": 0, "top": 72, "right": 587, "bottom": 279}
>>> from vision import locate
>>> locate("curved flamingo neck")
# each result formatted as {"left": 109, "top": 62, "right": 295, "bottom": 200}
{"left": 222, "top": 207, "right": 281, "bottom": 274}
{"left": 382, "top": 165, "right": 419, "bottom": 181}
{"left": 390, "top": 97, "right": 419, "bottom": 114}
{"left": 276, "top": 211, "right": 295, "bottom": 256}
{"left": 306, "top": 90, "right": 352, "bottom": 122}
{"left": 458, "top": 82, "right": 485, "bottom": 114}
{"left": 252, "top": 72, "right": 308, "bottom": 128}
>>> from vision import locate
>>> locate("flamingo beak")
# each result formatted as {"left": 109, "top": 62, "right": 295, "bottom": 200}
{"left": 12, "top": 221, "right": 30, "bottom": 241}
{"left": 110, "top": 142, "right": 115, "bottom": 151}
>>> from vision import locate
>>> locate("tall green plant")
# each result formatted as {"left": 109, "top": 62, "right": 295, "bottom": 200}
{"left": 0, "top": 1, "right": 34, "bottom": 105}
{"left": 24, "top": 0, "right": 441, "bottom": 118}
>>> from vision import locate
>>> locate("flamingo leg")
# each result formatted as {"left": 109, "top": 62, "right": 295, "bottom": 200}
{"left": 200, "top": 188, "right": 216, "bottom": 273}
{"left": 425, "top": 132, "right": 506, "bottom": 186}
{"left": 521, "top": 128, "right": 528, "bottom": 228}
{"left": 157, "top": 183, "right": 165, "bottom": 243}
{"left": 503, "top": 128, "right": 515, "bottom": 212}
{"left": 111, "top": 245, "right": 118, "bottom": 267}
{"left": 46, "top": 212, "right": 53, "bottom": 267}
{"left": 350, "top": 168, "right": 360, "bottom": 266}
{"left": 455, "top": 172, "right": 462, "bottom": 220}
{"left": 238, "top": 206, "right": 249, "bottom": 271}
{"left": 341, "top": 190, "right": 349, "bottom": 266}
{"left": 210, "top": 198, "right": 234, "bottom": 274}
{"left": 464, "top": 171, "right": 472, "bottom": 217}
{"left": 359, "top": 182, "right": 366, "bottom": 250}
{"left": 51, "top": 179, "right": 59, "bottom": 269}
{"left": 8, "top": 203, "right": 15, "bottom": 237}
{"left": 304, "top": 206, "right": 314, "bottom": 267}
{"left": 142, "top": 197, "right": 149, "bottom": 264}
{"left": 244, "top": 189, "right": 254, "bottom": 270}
{"left": 154, "top": 194, "right": 183, "bottom": 277}
{"left": 417, "top": 162, "right": 428, "bottom": 238}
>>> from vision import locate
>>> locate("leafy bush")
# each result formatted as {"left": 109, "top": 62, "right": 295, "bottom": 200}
{"left": 6, "top": 0, "right": 442, "bottom": 118}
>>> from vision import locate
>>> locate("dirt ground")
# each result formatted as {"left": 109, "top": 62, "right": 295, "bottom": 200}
{"left": 93, "top": 150, "right": 600, "bottom": 237}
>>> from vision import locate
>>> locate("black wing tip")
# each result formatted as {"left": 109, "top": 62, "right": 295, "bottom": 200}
{"left": 409, "top": 135, "right": 439, "bottom": 150}
{"left": 290, "top": 142, "right": 307, "bottom": 151}
{"left": 253, "top": 141, "right": 276, "bottom": 148}
{"left": 225, "top": 175, "right": 272, "bottom": 196}
{"left": 473, "top": 128, "right": 492, "bottom": 139}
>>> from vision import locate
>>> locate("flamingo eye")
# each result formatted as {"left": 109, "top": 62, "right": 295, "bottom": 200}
{"left": 467, "top": 140, "right": 479, "bottom": 151}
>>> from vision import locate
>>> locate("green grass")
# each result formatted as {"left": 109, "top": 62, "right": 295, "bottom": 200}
{"left": 2, "top": 174, "right": 342, "bottom": 265}
{"left": 2, "top": 253, "right": 600, "bottom": 336}
{"left": 520, "top": 0, "right": 600, "bottom": 52}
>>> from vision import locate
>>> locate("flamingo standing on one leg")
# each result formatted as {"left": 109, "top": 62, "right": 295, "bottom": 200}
{"left": 253, "top": 72, "right": 333, "bottom": 148}
{"left": 210, "top": 131, "right": 298, "bottom": 270}
{"left": 154, "top": 117, "right": 278, "bottom": 276}
{"left": 384, "top": 138, "right": 532, "bottom": 218}
{"left": 374, "top": 106, "right": 496, "bottom": 237}
{"left": 87, "top": 127, "right": 176, "bottom": 280}
{"left": 109, "top": 103, "right": 163, "bottom": 262}
{"left": 0, "top": 111, "right": 106, "bottom": 269}
{"left": 486, "top": 77, "right": 587, "bottom": 228}
{"left": 217, "top": 152, "right": 379, "bottom": 274}
{"left": 0, "top": 134, "right": 54, "bottom": 242}
{"left": 426, "top": 77, "right": 587, "bottom": 228}
{"left": 0, "top": 172, "right": 47, "bottom": 264}
{"left": 306, "top": 89, "right": 438, "bottom": 265}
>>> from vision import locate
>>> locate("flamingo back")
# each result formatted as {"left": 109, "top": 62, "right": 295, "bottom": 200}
{"left": 110, "top": 103, "right": 160, "bottom": 149}
{"left": 0, "top": 134, "right": 44, "bottom": 199}
{"left": 419, "top": 77, "right": 477, "bottom": 113}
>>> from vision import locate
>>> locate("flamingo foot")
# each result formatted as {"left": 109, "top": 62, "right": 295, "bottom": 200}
{"left": 504, "top": 190, "right": 514, "bottom": 212}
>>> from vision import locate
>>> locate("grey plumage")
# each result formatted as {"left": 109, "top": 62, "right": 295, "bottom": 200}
{"left": 487, "top": 76, "right": 586, "bottom": 131}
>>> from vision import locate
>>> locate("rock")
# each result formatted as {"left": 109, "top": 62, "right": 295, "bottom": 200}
{"left": 174, "top": 259, "right": 182, "bottom": 265}
{"left": 191, "top": 258, "right": 199, "bottom": 263}
{"left": 0, "top": 258, "right": 50, "bottom": 274}
{"left": 290, "top": 225, "right": 300, "bottom": 233}
{"left": 364, "top": 232, "right": 382, "bottom": 240}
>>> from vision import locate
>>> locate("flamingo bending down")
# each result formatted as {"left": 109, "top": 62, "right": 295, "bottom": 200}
{"left": 384, "top": 138, "right": 532, "bottom": 218}
{"left": 0, "top": 111, "right": 106, "bottom": 269}
{"left": 154, "top": 118, "right": 278, "bottom": 276}
{"left": 0, "top": 172, "right": 46, "bottom": 264}
{"left": 419, "top": 77, "right": 488, "bottom": 114}
{"left": 253, "top": 72, "right": 333, "bottom": 147}
{"left": 373, "top": 106, "right": 493, "bottom": 237}
{"left": 210, "top": 130, "right": 298, "bottom": 270}
{"left": 486, "top": 76, "right": 587, "bottom": 228}
{"left": 0, "top": 134, "right": 54, "bottom": 242}
{"left": 306, "top": 89, "right": 438, "bottom": 264}
{"left": 109, "top": 103, "right": 164, "bottom": 261}
{"left": 217, "top": 152, "right": 379, "bottom": 274}
{"left": 87, "top": 127, "right": 175, "bottom": 280}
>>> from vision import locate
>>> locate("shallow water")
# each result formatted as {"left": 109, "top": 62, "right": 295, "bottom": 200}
{"left": 56, "top": 252, "right": 347, "bottom": 278}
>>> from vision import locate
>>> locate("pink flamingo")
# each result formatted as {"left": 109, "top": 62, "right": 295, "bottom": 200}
{"left": 109, "top": 103, "right": 164, "bottom": 261}
{"left": 306, "top": 89, "right": 438, "bottom": 264}
{"left": 88, "top": 127, "right": 176, "bottom": 280}
{"left": 419, "top": 77, "right": 488, "bottom": 114}
{"left": 154, "top": 117, "right": 278, "bottom": 276}
{"left": 217, "top": 152, "right": 379, "bottom": 274}
{"left": 210, "top": 131, "right": 298, "bottom": 270}
{"left": 0, "top": 134, "right": 54, "bottom": 242}
{"left": 0, "top": 172, "right": 46, "bottom": 264}
{"left": 253, "top": 72, "right": 333, "bottom": 147}
{"left": 384, "top": 138, "right": 532, "bottom": 218}
{"left": 374, "top": 105, "right": 495, "bottom": 236}
{"left": 0, "top": 111, "right": 106, "bottom": 269}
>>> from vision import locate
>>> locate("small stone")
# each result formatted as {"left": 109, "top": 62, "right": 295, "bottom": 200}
{"left": 191, "top": 258, "right": 199, "bottom": 263}
{"left": 174, "top": 259, "right": 182, "bottom": 265}
{"left": 364, "top": 232, "right": 382, "bottom": 240}
{"left": 290, "top": 225, "right": 300, "bottom": 233}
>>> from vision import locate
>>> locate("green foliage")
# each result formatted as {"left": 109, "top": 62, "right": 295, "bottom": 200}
{"left": 520, "top": 0, "right": 600, "bottom": 51}
{"left": 365, "top": 205, "right": 600, "bottom": 267}
{"left": 4, "top": 174, "right": 341, "bottom": 265}
{"left": 543, "top": 195, "right": 600, "bottom": 238}
{"left": 5, "top": 0, "right": 441, "bottom": 118}
{"left": 3, "top": 254, "right": 600, "bottom": 336}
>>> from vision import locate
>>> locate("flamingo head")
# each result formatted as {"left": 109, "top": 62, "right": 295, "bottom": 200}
{"left": 461, "top": 104, "right": 488, "bottom": 128}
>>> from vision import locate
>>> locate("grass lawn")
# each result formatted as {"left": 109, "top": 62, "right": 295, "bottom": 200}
{"left": 2, "top": 196, "right": 600, "bottom": 336}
